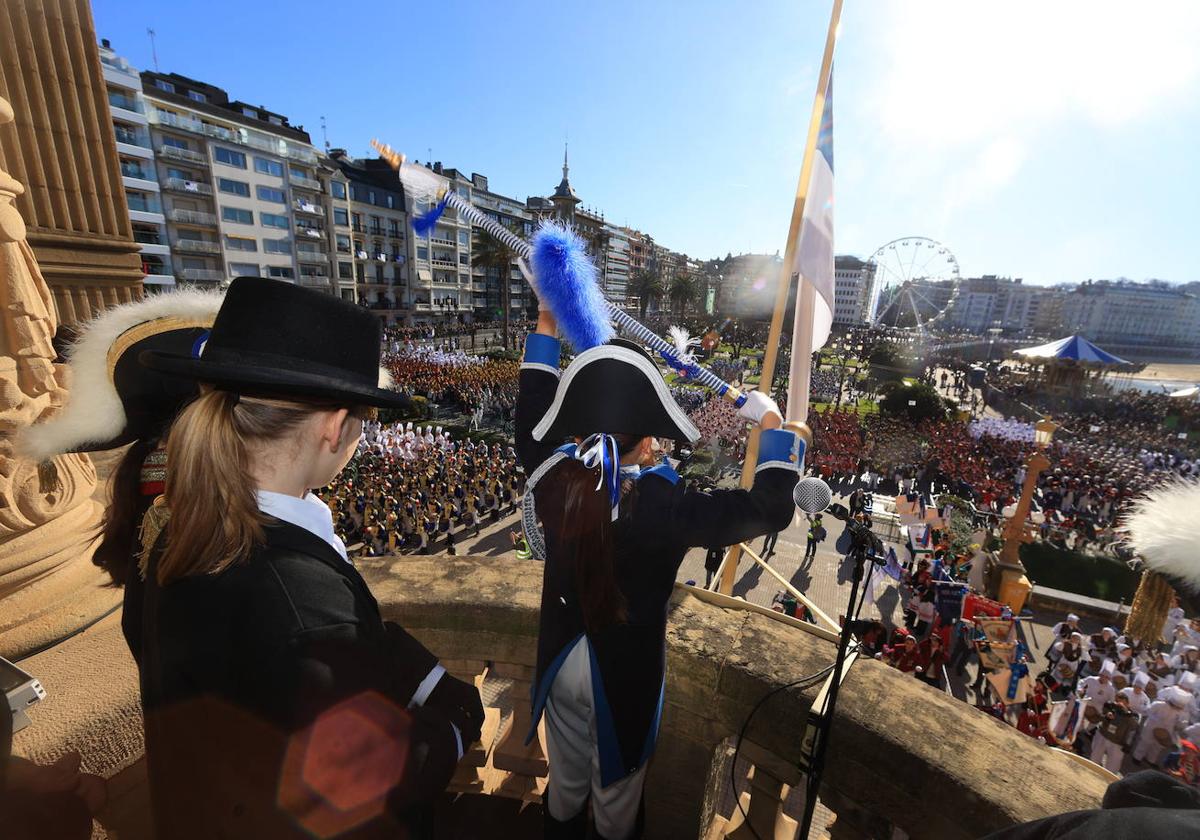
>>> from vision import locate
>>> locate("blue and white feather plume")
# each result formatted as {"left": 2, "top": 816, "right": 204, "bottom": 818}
{"left": 530, "top": 220, "right": 614, "bottom": 352}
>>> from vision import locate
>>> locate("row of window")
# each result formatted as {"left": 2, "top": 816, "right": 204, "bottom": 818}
{"left": 214, "top": 146, "right": 313, "bottom": 181}
{"left": 217, "top": 178, "right": 288, "bottom": 203}
{"left": 229, "top": 262, "right": 294, "bottom": 279}
{"left": 224, "top": 235, "right": 292, "bottom": 254}
{"left": 220, "top": 206, "right": 290, "bottom": 228}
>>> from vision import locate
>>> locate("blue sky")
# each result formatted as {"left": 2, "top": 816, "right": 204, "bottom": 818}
{"left": 93, "top": 0, "right": 1200, "bottom": 286}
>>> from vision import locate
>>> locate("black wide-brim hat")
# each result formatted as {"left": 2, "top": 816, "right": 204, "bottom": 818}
{"left": 141, "top": 277, "right": 408, "bottom": 410}
{"left": 532, "top": 338, "right": 700, "bottom": 443}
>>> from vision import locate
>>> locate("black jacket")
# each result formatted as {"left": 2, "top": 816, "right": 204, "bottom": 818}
{"left": 129, "top": 520, "right": 463, "bottom": 839}
{"left": 515, "top": 347, "right": 800, "bottom": 786}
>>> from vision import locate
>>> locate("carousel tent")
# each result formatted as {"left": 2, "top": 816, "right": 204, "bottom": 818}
{"left": 1012, "top": 334, "right": 1129, "bottom": 366}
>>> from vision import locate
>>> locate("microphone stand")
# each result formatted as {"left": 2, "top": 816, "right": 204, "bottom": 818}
{"left": 797, "top": 521, "right": 875, "bottom": 839}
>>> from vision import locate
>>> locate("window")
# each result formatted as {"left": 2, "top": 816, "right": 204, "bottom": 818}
{"left": 161, "top": 136, "right": 188, "bottom": 150}
{"left": 155, "top": 79, "right": 175, "bottom": 93}
{"left": 229, "top": 262, "right": 259, "bottom": 276}
{"left": 219, "top": 178, "right": 250, "bottom": 197}
{"left": 214, "top": 147, "right": 245, "bottom": 168}
{"left": 165, "top": 167, "right": 191, "bottom": 181}
{"left": 458, "top": 230, "right": 469, "bottom": 246}
{"left": 261, "top": 212, "right": 289, "bottom": 229}
{"left": 330, "top": 181, "right": 346, "bottom": 199}
{"left": 224, "top": 235, "right": 257, "bottom": 252}
{"left": 289, "top": 167, "right": 307, "bottom": 180}
{"left": 368, "top": 190, "right": 376, "bottom": 205}
{"left": 268, "top": 115, "right": 283, "bottom": 126}
{"left": 459, "top": 253, "right": 469, "bottom": 265}
{"left": 188, "top": 90, "right": 207, "bottom": 104}
{"left": 386, "top": 194, "right": 395, "bottom": 209}
{"left": 333, "top": 208, "right": 349, "bottom": 226}
{"left": 263, "top": 238, "right": 291, "bottom": 254}
{"left": 268, "top": 266, "right": 294, "bottom": 278}
{"left": 338, "top": 262, "right": 353, "bottom": 279}
{"left": 255, "top": 158, "right": 284, "bottom": 177}
{"left": 417, "top": 246, "right": 429, "bottom": 260}
{"left": 375, "top": 264, "right": 384, "bottom": 282}
{"left": 388, "top": 220, "right": 400, "bottom": 237}
{"left": 336, "top": 234, "right": 351, "bottom": 252}
{"left": 256, "top": 185, "right": 286, "bottom": 203}
{"left": 242, "top": 106, "right": 257, "bottom": 118}
{"left": 221, "top": 206, "right": 253, "bottom": 224}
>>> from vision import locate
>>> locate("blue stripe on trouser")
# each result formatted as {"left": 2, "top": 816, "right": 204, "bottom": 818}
{"left": 543, "top": 637, "right": 647, "bottom": 840}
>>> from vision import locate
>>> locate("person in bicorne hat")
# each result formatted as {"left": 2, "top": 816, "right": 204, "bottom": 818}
{"left": 129, "top": 278, "right": 482, "bottom": 839}
{"left": 516, "top": 309, "right": 804, "bottom": 839}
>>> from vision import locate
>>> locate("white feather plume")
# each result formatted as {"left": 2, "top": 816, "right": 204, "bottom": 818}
{"left": 16, "top": 289, "right": 223, "bottom": 461}
{"left": 1123, "top": 480, "right": 1200, "bottom": 590}
{"left": 667, "top": 325, "right": 698, "bottom": 368}
{"left": 398, "top": 160, "right": 449, "bottom": 204}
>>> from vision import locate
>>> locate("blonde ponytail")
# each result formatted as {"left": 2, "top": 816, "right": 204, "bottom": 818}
{"left": 158, "top": 389, "right": 326, "bottom": 584}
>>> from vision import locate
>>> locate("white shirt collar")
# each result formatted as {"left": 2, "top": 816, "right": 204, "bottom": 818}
{"left": 256, "top": 490, "right": 349, "bottom": 563}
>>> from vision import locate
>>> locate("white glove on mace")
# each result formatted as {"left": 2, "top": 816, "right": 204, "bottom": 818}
{"left": 737, "top": 391, "right": 782, "bottom": 425}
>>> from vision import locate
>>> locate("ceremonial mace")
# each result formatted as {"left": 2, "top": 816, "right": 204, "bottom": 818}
{"left": 371, "top": 140, "right": 747, "bottom": 408}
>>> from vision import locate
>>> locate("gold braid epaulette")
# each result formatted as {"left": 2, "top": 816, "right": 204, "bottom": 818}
{"left": 137, "top": 496, "right": 171, "bottom": 579}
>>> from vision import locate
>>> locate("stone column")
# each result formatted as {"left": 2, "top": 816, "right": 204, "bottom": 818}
{"left": 0, "top": 0, "right": 143, "bottom": 326}
{"left": 0, "top": 93, "right": 112, "bottom": 660}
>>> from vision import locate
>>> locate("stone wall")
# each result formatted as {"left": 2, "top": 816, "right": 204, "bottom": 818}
{"left": 14, "top": 554, "right": 1110, "bottom": 839}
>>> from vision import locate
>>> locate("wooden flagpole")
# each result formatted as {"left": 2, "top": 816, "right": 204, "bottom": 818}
{"left": 718, "top": 0, "right": 844, "bottom": 595}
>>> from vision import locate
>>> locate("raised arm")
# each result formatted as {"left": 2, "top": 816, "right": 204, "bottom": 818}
{"left": 515, "top": 310, "right": 562, "bottom": 473}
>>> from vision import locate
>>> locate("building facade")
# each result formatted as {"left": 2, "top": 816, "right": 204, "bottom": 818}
{"left": 140, "top": 70, "right": 325, "bottom": 289}
{"left": 832, "top": 256, "right": 877, "bottom": 328}
{"left": 603, "top": 223, "right": 631, "bottom": 302}
{"left": 469, "top": 172, "right": 534, "bottom": 323}
{"left": 1059, "top": 280, "right": 1200, "bottom": 355}
{"left": 944, "top": 275, "right": 1049, "bottom": 336}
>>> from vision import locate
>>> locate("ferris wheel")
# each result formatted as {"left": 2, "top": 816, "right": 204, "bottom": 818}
{"left": 868, "top": 237, "right": 961, "bottom": 335}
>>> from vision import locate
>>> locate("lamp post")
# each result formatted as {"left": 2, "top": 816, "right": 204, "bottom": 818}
{"left": 995, "top": 417, "right": 1058, "bottom": 611}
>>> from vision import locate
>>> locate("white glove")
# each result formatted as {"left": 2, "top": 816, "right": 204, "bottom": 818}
{"left": 517, "top": 259, "right": 548, "bottom": 311}
{"left": 737, "top": 391, "right": 782, "bottom": 425}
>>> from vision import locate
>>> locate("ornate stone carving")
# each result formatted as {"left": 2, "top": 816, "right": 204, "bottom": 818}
{"left": 0, "top": 95, "right": 113, "bottom": 659}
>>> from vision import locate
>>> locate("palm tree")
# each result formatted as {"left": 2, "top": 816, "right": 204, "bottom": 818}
{"left": 472, "top": 223, "right": 519, "bottom": 350}
{"left": 629, "top": 269, "right": 664, "bottom": 321}
{"left": 668, "top": 273, "right": 700, "bottom": 316}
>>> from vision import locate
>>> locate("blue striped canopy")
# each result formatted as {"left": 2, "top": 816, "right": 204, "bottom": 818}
{"left": 1013, "top": 335, "right": 1129, "bottom": 365}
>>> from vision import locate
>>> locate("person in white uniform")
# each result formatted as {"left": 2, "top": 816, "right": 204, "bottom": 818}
{"left": 1132, "top": 686, "right": 1189, "bottom": 767}
{"left": 1119, "top": 672, "right": 1153, "bottom": 717}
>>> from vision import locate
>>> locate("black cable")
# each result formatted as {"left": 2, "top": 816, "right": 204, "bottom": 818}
{"left": 727, "top": 642, "right": 861, "bottom": 840}
{"left": 11, "top": 600, "right": 122, "bottom": 664}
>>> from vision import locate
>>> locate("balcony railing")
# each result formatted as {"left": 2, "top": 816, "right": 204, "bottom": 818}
{"left": 178, "top": 268, "right": 224, "bottom": 282}
{"left": 163, "top": 177, "right": 212, "bottom": 195}
{"left": 431, "top": 258, "right": 456, "bottom": 270}
{"left": 351, "top": 222, "right": 364, "bottom": 233}
{"left": 157, "top": 145, "right": 207, "bottom": 164}
{"left": 108, "top": 93, "right": 142, "bottom": 113}
{"left": 290, "top": 175, "right": 322, "bottom": 192}
{"left": 132, "top": 230, "right": 162, "bottom": 245}
{"left": 120, "top": 163, "right": 153, "bottom": 180}
{"left": 113, "top": 127, "right": 148, "bottom": 147}
{"left": 336, "top": 244, "right": 351, "bottom": 253}
{"left": 126, "top": 198, "right": 162, "bottom": 214}
{"left": 173, "top": 238, "right": 221, "bottom": 254}
{"left": 168, "top": 208, "right": 218, "bottom": 226}
{"left": 297, "top": 249, "right": 327, "bottom": 262}
{"left": 430, "top": 237, "right": 455, "bottom": 248}
{"left": 293, "top": 200, "right": 322, "bottom": 215}
{"left": 296, "top": 226, "right": 325, "bottom": 239}
{"left": 367, "top": 226, "right": 385, "bottom": 236}
{"left": 387, "top": 228, "right": 404, "bottom": 239}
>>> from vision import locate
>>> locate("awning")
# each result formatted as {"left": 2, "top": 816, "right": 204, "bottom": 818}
{"left": 417, "top": 268, "right": 432, "bottom": 283}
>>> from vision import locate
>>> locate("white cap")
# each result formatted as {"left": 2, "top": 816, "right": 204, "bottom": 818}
{"left": 1167, "top": 687, "right": 1190, "bottom": 708}
{"left": 1134, "top": 672, "right": 1150, "bottom": 688}
{"left": 1070, "top": 631, "right": 1084, "bottom": 641}
{"left": 1100, "top": 660, "right": 1116, "bottom": 676}
{"left": 1067, "top": 614, "right": 1080, "bottom": 622}
{"left": 1181, "top": 672, "right": 1198, "bottom": 692}
{"left": 1117, "top": 643, "right": 1131, "bottom": 653}
{"left": 1103, "top": 627, "right": 1118, "bottom": 636}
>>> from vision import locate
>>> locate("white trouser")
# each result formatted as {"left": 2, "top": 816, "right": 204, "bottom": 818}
{"left": 1132, "top": 726, "right": 1169, "bottom": 766}
{"left": 545, "top": 637, "right": 647, "bottom": 840}
{"left": 1090, "top": 734, "right": 1125, "bottom": 771}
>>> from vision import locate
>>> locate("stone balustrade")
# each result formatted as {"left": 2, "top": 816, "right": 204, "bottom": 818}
{"left": 13, "top": 554, "right": 1110, "bottom": 839}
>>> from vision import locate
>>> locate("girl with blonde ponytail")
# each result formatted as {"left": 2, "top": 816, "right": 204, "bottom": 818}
{"left": 132, "top": 278, "right": 481, "bottom": 839}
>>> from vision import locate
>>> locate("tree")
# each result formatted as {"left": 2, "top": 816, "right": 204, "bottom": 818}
{"left": 472, "top": 223, "right": 520, "bottom": 350}
{"left": 668, "top": 273, "right": 700, "bottom": 316}
{"left": 878, "top": 381, "right": 946, "bottom": 421}
{"left": 629, "top": 269, "right": 664, "bottom": 320}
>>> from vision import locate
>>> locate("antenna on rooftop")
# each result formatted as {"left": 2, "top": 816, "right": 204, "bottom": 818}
{"left": 146, "top": 28, "right": 159, "bottom": 71}
{"left": 320, "top": 115, "right": 329, "bottom": 153}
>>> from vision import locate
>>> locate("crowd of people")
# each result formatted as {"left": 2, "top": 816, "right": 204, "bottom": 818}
{"left": 318, "top": 421, "right": 522, "bottom": 555}
{"left": 381, "top": 347, "right": 519, "bottom": 421}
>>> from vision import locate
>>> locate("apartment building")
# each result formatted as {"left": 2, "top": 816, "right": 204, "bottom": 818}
{"left": 325, "top": 151, "right": 412, "bottom": 323}
{"left": 832, "top": 256, "right": 878, "bottom": 327}
{"left": 139, "top": 70, "right": 325, "bottom": 288}
{"left": 100, "top": 41, "right": 171, "bottom": 288}
{"left": 1060, "top": 280, "right": 1200, "bottom": 355}
{"left": 317, "top": 160, "right": 354, "bottom": 301}
{"left": 603, "top": 224, "right": 631, "bottom": 303}
{"left": 469, "top": 172, "right": 535, "bottom": 322}
{"left": 405, "top": 163, "right": 474, "bottom": 325}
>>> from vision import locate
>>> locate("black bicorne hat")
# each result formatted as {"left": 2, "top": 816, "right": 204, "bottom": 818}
{"left": 532, "top": 338, "right": 700, "bottom": 443}
{"left": 17, "top": 290, "right": 224, "bottom": 459}
{"left": 141, "top": 277, "right": 408, "bottom": 410}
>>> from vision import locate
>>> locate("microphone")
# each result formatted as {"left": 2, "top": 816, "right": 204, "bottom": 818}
{"left": 793, "top": 477, "right": 832, "bottom": 514}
